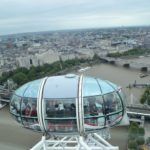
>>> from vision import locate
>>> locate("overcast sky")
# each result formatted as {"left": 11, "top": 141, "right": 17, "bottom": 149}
{"left": 0, "top": 0, "right": 150, "bottom": 35}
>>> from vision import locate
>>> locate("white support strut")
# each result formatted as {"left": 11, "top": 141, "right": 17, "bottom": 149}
{"left": 30, "top": 133, "right": 119, "bottom": 150}
{"left": 31, "top": 75, "right": 119, "bottom": 150}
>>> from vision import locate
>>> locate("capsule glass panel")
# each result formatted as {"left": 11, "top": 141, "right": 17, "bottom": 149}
{"left": 44, "top": 98, "right": 77, "bottom": 133}
{"left": 83, "top": 77, "right": 101, "bottom": 97}
{"left": 10, "top": 75, "right": 125, "bottom": 134}
{"left": 84, "top": 95, "right": 105, "bottom": 131}
{"left": 21, "top": 97, "right": 39, "bottom": 130}
{"left": 104, "top": 92, "right": 123, "bottom": 125}
{"left": 10, "top": 95, "right": 21, "bottom": 123}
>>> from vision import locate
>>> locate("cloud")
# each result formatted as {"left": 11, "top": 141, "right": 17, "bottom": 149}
{"left": 0, "top": 0, "right": 150, "bottom": 35}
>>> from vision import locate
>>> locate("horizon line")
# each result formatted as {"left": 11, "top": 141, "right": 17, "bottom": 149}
{"left": 1, "top": 24, "right": 150, "bottom": 37}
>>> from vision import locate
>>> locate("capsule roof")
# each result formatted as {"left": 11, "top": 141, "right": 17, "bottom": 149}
{"left": 15, "top": 74, "right": 118, "bottom": 99}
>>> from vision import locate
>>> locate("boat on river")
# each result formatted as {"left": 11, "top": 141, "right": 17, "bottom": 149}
{"left": 0, "top": 102, "right": 7, "bottom": 109}
{"left": 78, "top": 66, "right": 91, "bottom": 72}
{"left": 139, "top": 73, "right": 149, "bottom": 78}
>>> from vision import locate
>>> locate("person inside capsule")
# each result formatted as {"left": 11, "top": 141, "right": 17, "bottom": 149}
{"left": 84, "top": 96, "right": 105, "bottom": 128}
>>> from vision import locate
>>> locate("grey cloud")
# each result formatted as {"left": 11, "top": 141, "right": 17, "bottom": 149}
{"left": 0, "top": 0, "right": 150, "bottom": 35}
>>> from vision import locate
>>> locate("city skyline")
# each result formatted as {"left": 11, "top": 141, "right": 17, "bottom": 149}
{"left": 0, "top": 0, "right": 150, "bottom": 35}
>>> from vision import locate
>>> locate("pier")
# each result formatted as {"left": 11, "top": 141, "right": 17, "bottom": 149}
{"left": 126, "top": 104, "right": 150, "bottom": 117}
{"left": 126, "top": 104, "right": 150, "bottom": 126}
{"left": 127, "top": 81, "right": 150, "bottom": 88}
{"left": 0, "top": 85, "right": 13, "bottom": 108}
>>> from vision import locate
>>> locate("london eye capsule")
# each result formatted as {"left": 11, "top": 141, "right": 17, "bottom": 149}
{"left": 10, "top": 74, "right": 126, "bottom": 135}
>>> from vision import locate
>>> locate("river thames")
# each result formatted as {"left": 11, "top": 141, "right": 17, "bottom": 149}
{"left": 0, "top": 63, "right": 150, "bottom": 150}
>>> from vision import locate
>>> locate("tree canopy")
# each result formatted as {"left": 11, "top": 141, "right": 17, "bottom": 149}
{"left": 0, "top": 56, "right": 100, "bottom": 87}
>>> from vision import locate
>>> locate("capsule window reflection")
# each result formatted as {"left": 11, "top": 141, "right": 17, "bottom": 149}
{"left": 10, "top": 74, "right": 126, "bottom": 135}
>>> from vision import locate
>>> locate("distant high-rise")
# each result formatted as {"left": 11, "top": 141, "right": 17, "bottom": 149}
{"left": 143, "top": 36, "right": 150, "bottom": 49}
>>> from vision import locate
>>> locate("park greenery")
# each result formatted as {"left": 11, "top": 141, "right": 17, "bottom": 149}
{"left": 128, "top": 122, "right": 145, "bottom": 150}
{"left": 0, "top": 54, "right": 101, "bottom": 87}
{"left": 107, "top": 48, "right": 150, "bottom": 58}
{"left": 140, "top": 88, "right": 150, "bottom": 105}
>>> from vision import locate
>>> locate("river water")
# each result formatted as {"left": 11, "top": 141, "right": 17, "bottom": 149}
{"left": 79, "top": 64, "right": 150, "bottom": 104}
{"left": 0, "top": 63, "right": 150, "bottom": 150}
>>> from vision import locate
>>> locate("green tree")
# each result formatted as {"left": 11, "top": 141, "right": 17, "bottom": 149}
{"left": 15, "top": 67, "right": 29, "bottom": 74}
{"left": 128, "top": 140, "right": 138, "bottom": 149}
{"left": 140, "top": 94, "right": 146, "bottom": 104}
{"left": 131, "top": 122, "right": 139, "bottom": 128}
{"left": 93, "top": 53, "right": 100, "bottom": 61}
{"left": 147, "top": 94, "right": 150, "bottom": 105}
{"left": 129, "top": 122, "right": 139, "bottom": 140}
{"left": 0, "top": 57, "right": 91, "bottom": 86}
{"left": 12, "top": 72, "right": 28, "bottom": 86}
{"left": 27, "top": 67, "right": 36, "bottom": 80}
{"left": 129, "top": 126, "right": 138, "bottom": 140}
{"left": 140, "top": 88, "right": 150, "bottom": 105}
{"left": 137, "top": 136, "right": 145, "bottom": 145}
{"left": 107, "top": 48, "right": 150, "bottom": 58}
{"left": 138, "top": 127, "right": 145, "bottom": 136}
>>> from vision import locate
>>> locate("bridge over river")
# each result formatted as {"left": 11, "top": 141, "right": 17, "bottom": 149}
{"left": 99, "top": 56, "right": 150, "bottom": 72}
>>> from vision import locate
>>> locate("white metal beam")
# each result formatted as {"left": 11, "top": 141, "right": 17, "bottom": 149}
{"left": 30, "top": 133, "right": 119, "bottom": 150}
{"left": 37, "top": 77, "right": 48, "bottom": 132}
